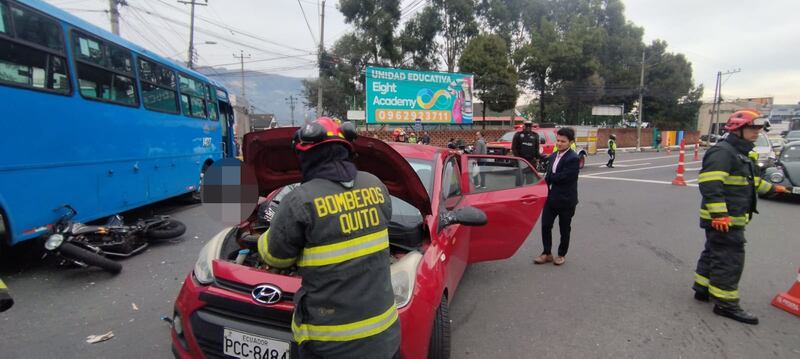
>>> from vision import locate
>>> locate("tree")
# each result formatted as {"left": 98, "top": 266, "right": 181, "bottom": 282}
{"left": 302, "top": 33, "right": 371, "bottom": 117}
{"left": 398, "top": 7, "right": 442, "bottom": 70}
{"left": 338, "top": 0, "right": 402, "bottom": 65}
{"left": 431, "top": 0, "right": 479, "bottom": 72}
{"left": 459, "top": 34, "right": 519, "bottom": 129}
{"left": 641, "top": 40, "right": 703, "bottom": 129}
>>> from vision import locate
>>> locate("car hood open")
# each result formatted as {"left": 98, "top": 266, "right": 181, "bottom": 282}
{"left": 243, "top": 127, "right": 431, "bottom": 216}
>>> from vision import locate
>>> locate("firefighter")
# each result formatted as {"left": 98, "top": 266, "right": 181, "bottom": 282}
{"left": 0, "top": 278, "right": 13, "bottom": 312}
{"left": 606, "top": 134, "right": 617, "bottom": 168}
{"left": 391, "top": 128, "right": 407, "bottom": 143}
{"left": 511, "top": 120, "right": 541, "bottom": 168}
{"left": 692, "top": 109, "right": 791, "bottom": 325}
{"left": 258, "top": 117, "right": 400, "bottom": 358}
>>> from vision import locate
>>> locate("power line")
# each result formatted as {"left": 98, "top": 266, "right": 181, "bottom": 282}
{"left": 297, "top": 0, "right": 318, "bottom": 45}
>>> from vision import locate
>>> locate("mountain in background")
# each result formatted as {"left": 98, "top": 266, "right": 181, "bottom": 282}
{"left": 196, "top": 66, "right": 307, "bottom": 126}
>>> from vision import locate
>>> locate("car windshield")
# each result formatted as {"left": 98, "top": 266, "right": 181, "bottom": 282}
{"left": 781, "top": 145, "right": 800, "bottom": 162}
{"left": 406, "top": 158, "right": 433, "bottom": 196}
{"left": 787, "top": 131, "right": 800, "bottom": 140}
{"left": 755, "top": 134, "right": 770, "bottom": 147}
{"left": 499, "top": 131, "right": 516, "bottom": 142}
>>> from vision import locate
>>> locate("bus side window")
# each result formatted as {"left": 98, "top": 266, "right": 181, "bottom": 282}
{"left": 178, "top": 74, "right": 209, "bottom": 119}
{"left": 207, "top": 86, "right": 219, "bottom": 121}
{"left": 0, "top": 1, "right": 70, "bottom": 94}
{"left": 72, "top": 32, "right": 138, "bottom": 106}
{"left": 138, "top": 58, "right": 179, "bottom": 114}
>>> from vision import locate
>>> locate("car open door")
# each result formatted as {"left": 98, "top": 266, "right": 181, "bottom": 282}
{"left": 459, "top": 155, "right": 547, "bottom": 263}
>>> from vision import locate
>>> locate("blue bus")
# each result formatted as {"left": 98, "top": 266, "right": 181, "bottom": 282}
{"left": 0, "top": 0, "right": 236, "bottom": 249}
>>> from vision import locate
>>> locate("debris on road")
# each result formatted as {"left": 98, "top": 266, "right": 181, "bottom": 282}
{"left": 86, "top": 331, "right": 114, "bottom": 344}
{"left": 132, "top": 303, "right": 139, "bottom": 311}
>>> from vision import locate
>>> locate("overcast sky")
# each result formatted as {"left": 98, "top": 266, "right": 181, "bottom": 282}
{"left": 50, "top": 0, "right": 800, "bottom": 104}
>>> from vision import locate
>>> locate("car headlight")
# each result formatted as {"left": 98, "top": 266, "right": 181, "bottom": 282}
{"left": 390, "top": 251, "right": 423, "bottom": 308}
{"left": 757, "top": 161, "right": 765, "bottom": 167}
{"left": 193, "top": 228, "right": 229, "bottom": 285}
{"left": 44, "top": 233, "right": 64, "bottom": 251}
{"left": 770, "top": 172, "right": 785, "bottom": 183}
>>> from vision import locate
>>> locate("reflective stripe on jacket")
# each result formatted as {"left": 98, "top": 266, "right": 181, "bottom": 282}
{"left": 608, "top": 139, "right": 617, "bottom": 152}
{"left": 257, "top": 171, "right": 400, "bottom": 356}
{"left": 0, "top": 278, "right": 13, "bottom": 312}
{"left": 698, "top": 134, "right": 774, "bottom": 228}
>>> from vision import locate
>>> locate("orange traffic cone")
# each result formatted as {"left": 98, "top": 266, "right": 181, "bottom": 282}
{"left": 772, "top": 267, "right": 800, "bottom": 317}
{"left": 672, "top": 139, "right": 687, "bottom": 186}
{"left": 693, "top": 143, "right": 700, "bottom": 161}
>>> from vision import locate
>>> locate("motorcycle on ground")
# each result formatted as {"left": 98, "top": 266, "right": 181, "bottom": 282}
{"left": 43, "top": 205, "right": 186, "bottom": 274}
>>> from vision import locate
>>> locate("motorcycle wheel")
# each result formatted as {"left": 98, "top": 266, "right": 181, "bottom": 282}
{"left": 58, "top": 242, "right": 122, "bottom": 274}
{"left": 145, "top": 220, "right": 187, "bottom": 240}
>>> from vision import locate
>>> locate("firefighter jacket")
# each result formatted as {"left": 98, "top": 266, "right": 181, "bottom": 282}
{"left": 512, "top": 130, "right": 540, "bottom": 160}
{"left": 0, "top": 278, "right": 12, "bottom": 312}
{"left": 257, "top": 171, "right": 400, "bottom": 357}
{"left": 698, "top": 134, "right": 776, "bottom": 229}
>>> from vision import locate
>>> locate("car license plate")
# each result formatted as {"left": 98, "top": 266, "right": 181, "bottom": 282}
{"left": 792, "top": 187, "right": 800, "bottom": 194}
{"left": 223, "top": 328, "right": 290, "bottom": 359}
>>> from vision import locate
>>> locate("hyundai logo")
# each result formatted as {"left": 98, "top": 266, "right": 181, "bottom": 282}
{"left": 251, "top": 284, "right": 282, "bottom": 305}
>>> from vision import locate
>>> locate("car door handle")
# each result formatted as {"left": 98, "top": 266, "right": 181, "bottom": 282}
{"left": 521, "top": 195, "right": 538, "bottom": 205}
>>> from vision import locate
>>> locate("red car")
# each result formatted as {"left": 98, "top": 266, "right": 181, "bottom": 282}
{"left": 170, "top": 128, "right": 547, "bottom": 359}
{"left": 487, "top": 128, "right": 588, "bottom": 168}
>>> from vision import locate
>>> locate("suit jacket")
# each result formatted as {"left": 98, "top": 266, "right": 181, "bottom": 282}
{"left": 544, "top": 149, "right": 580, "bottom": 208}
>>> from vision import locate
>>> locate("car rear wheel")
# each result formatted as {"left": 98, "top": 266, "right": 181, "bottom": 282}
{"left": 427, "top": 295, "right": 451, "bottom": 359}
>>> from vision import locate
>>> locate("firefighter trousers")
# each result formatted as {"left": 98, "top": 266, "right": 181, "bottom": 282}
{"left": 693, "top": 228, "right": 746, "bottom": 304}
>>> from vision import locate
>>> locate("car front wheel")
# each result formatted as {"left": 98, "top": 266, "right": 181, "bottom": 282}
{"left": 428, "top": 295, "right": 451, "bottom": 359}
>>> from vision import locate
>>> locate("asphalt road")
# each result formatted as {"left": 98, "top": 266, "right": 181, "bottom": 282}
{"left": 2, "top": 150, "right": 799, "bottom": 358}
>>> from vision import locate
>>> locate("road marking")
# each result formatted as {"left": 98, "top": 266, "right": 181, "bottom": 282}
{"left": 587, "top": 154, "right": 679, "bottom": 166}
{"left": 589, "top": 161, "right": 702, "bottom": 176}
{"left": 581, "top": 175, "right": 699, "bottom": 187}
{"left": 595, "top": 162, "right": 651, "bottom": 168}
{"left": 685, "top": 167, "right": 701, "bottom": 171}
{"left": 686, "top": 178, "right": 699, "bottom": 183}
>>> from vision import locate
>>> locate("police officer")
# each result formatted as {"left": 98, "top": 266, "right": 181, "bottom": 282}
{"left": 258, "top": 117, "right": 400, "bottom": 358}
{"left": 692, "top": 109, "right": 791, "bottom": 325}
{"left": 606, "top": 134, "right": 617, "bottom": 168}
{"left": 0, "top": 278, "right": 13, "bottom": 312}
{"left": 512, "top": 120, "right": 541, "bottom": 169}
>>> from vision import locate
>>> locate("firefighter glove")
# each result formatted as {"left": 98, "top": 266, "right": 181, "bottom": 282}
{"left": 711, "top": 217, "right": 732, "bottom": 232}
{"left": 774, "top": 185, "right": 791, "bottom": 194}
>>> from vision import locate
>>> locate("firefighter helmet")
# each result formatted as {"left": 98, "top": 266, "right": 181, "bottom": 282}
{"left": 724, "top": 108, "right": 768, "bottom": 131}
{"left": 293, "top": 117, "right": 357, "bottom": 152}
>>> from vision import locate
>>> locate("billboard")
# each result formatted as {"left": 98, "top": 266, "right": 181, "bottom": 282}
{"left": 365, "top": 66, "right": 474, "bottom": 124}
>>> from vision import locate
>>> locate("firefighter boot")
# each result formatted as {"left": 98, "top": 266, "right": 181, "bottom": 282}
{"left": 693, "top": 290, "right": 710, "bottom": 302}
{"left": 713, "top": 303, "right": 759, "bottom": 325}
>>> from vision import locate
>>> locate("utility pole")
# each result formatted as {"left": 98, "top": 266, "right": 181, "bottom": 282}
{"left": 234, "top": 50, "right": 251, "bottom": 99}
{"left": 708, "top": 71, "right": 722, "bottom": 138}
{"left": 711, "top": 68, "right": 742, "bottom": 135}
{"left": 636, "top": 48, "right": 645, "bottom": 151}
{"left": 178, "top": 0, "right": 207, "bottom": 69}
{"left": 316, "top": 0, "right": 326, "bottom": 117}
{"left": 108, "top": 0, "right": 125, "bottom": 35}
{"left": 286, "top": 95, "right": 297, "bottom": 127}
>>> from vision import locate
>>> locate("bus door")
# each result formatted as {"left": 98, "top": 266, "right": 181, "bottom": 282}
{"left": 214, "top": 88, "right": 236, "bottom": 158}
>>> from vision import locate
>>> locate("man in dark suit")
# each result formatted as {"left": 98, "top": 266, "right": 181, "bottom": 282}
{"left": 534, "top": 127, "right": 580, "bottom": 266}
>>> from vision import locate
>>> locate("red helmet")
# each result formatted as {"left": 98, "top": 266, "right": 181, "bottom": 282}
{"left": 293, "top": 117, "right": 357, "bottom": 152}
{"left": 392, "top": 128, "right": 406, "bottom": 141}
{"left": 724, "top": 108, "right": 767, "bottom": 131}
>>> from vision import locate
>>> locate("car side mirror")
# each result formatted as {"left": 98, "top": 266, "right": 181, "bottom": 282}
{"left": 441, "top": 206, "right": 487, "bottom": 228}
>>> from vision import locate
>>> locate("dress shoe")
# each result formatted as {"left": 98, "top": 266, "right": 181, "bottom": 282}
{"left": 694, "top": 291, "right": 710, "bottom": 302}
{"left": 533, "top": 254, "right": 553, "bottom": 264}
{"left": 553, "top": 256, "right": 566, "bottom": 265}
{"left": 713, "top": 304, "right": 759, "bottom": 325}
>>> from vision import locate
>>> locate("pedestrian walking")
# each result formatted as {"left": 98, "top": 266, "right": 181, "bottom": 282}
{"left": 692, "top": 109, "right": 790, "bottom": 325}
{"left": 473, "top": 131, "right": 487, "bottom": 188}
{"left": 606, "top": 134, "right": 617, "bottom": 168}
{"left": 258, "top": 117, "right": 400, "bottom": 357}
{"left": 534, "top": 127, "right": 580, "bottom": 266}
